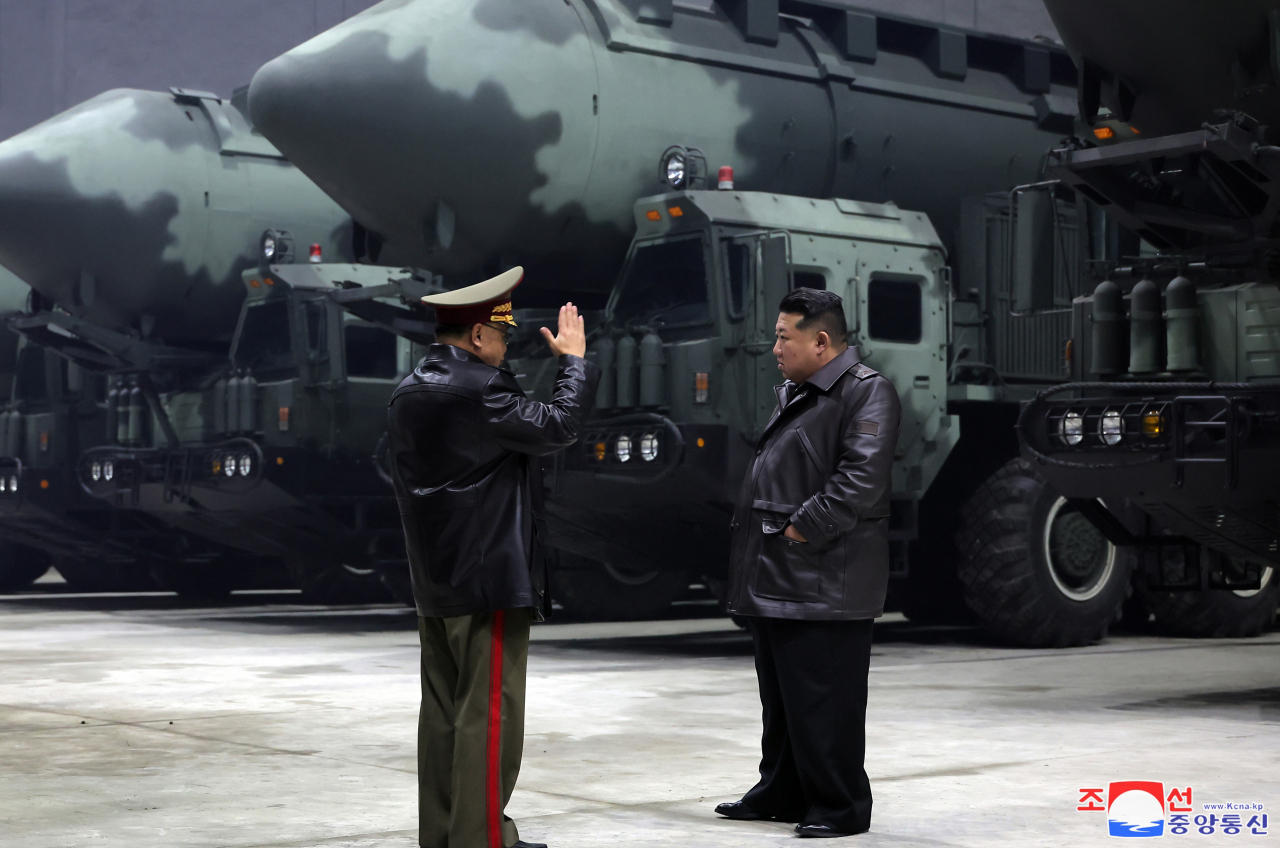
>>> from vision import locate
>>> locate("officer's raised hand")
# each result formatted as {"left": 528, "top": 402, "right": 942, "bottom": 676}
{"left": 540, "top": 302, "right": 587, "bottom": 358}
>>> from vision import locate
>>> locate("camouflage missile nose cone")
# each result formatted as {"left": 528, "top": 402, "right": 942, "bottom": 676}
{"left": 0, "top": 88, "right": 354, "bottom": 343}
{"left": 249, "top": 0, "right": 605, "bottom": 288}
{"left": 0, "top": 89, "right": 219, "bottom": 337}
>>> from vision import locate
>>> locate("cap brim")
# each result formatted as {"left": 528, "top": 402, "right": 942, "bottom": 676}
{"left": 421, "top": 266, "right": 523, "bottom": 306}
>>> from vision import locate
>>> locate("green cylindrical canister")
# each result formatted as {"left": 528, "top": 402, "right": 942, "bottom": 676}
{"left": 1128, "top": 278, "right": 1162, "bottom": 374}
{"left": 1090, "top": 279, "right": 1126, "bottom": 375}
{"left": 1164, "top": 275, "right": 1199, "bottom": 371}
{"left": 638, "top": 330, "right": 665, "bottom": 408}
{"left": 587, "top": 336, "right": 615, "bottom": 411}
{"left": 239, "top": 372, "right": 257, "bottom": 434}
{"left": 616, "top": 335, "right": 637, "bottom": 409}
{"left": 127, "top": 384, "right": 144, "bottom": 446}
{"left": 5, "top": 411, "right": 20, "bottom": 457}
{"left": 116, "top": 381, "right": 130, "bottom": 445}
{"left": 213, "top": 377, "right": 227, "bottom": 436}
{"left": 226, "top": 374, "right": 242, "bottom": 435}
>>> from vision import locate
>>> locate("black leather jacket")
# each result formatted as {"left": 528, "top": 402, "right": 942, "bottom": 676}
{"left": 725, "top": 347, "right": 901, "bottom": 620}
{"left": 387, "top": 345, "right": 600, "bottom": 618}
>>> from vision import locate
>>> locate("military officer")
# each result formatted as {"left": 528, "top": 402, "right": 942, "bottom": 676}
{"left": 387, "top": 267, "right": 600, "bottom": 848}
{"left": 716, "top": 288, "right": 902, "bottom": 838}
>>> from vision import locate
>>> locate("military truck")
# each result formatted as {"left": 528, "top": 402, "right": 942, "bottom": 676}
{"left": 473, "top": 180, "right": 1136, "bottom": 645}
{"left": 78, "top": 262, "right": 431, "bottom": 602}
{"left": 1009, "top": 0, "right": 1280, "bottom": 638}
{"left": 0, "top": 86, "right": 402, "bottom": 599}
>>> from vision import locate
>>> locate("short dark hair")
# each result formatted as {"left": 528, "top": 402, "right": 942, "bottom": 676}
{"left": 434, "top": 322, "right": 473, "bottom": 342}
{"left": 778, "top": 287, "right": 847, "bottom": 344}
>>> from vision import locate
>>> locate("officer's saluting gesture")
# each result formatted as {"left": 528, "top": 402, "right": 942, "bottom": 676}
{"left": 387, "top": 267, "right": 599, "bottom": 848}
{"left": 717, "top": 288, "right": 901, "bottom": 838}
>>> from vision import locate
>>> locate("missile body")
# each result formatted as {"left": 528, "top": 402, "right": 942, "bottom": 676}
{"left": 0, "top": 88, "right": 354, "bottom": 345}
{"left": 250, "top": 0, "right": 1077, "bottom": 303}
{"left": 1041, "top": 0, "right": 1280, "bottom": 138}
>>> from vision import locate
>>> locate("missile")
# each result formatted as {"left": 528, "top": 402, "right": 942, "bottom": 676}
{"left": 249, "top": 0, "right": 1078, "bottom": 303}
{"left": 1041, "top": 0, "right": 1280, "bottom": 138}
{"left": 0, "top": 87, "right": 356, "bottom": 346}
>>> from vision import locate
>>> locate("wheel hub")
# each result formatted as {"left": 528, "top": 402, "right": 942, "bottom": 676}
{"left": 1043, "top": 497, "right": 1117, "bottom": 602}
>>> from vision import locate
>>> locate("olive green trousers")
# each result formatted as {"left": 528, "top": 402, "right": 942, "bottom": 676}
{"left": 418, "top": 609, "right": 530, "bottom": 848}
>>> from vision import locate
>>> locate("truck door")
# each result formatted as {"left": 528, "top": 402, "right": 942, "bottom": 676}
{"left": 726, "top": 231, "right": 791, "bottom": 440}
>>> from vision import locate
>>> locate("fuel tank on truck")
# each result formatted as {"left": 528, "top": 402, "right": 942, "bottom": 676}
{"left": 0, "top": 87, "right": 358, "bottom": 347}
{"left": 1041, "top": 0, "right": 1280, "bottom": 138}
{"left": 249, "top": 0, "right": 1078, "bottom": 304}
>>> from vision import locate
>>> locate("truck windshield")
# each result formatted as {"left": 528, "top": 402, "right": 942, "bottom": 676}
{"left": 235, "top": 300, "right": 295, "bottom": 376}
{"left": 612, "top": 237, "right": 710, "bottom": 326}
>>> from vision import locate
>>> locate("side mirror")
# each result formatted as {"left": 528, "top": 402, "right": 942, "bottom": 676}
{"left": 1011, "top": 187, "right": 1056, "bottom": 313}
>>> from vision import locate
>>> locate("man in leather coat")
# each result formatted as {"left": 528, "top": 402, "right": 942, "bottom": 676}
{"left": 716, "top": 288, "right": 901, "bottom": 838}
{"left": 387, "top": 267, "right": 600, "bottom": 848}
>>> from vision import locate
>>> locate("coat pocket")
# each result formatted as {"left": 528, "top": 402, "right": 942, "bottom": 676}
{"left": 753, "top": 513, "right": 822, "bottom": 602}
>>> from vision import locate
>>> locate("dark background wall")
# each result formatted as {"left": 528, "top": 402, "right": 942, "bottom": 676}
{"left": 0, "top": 0, "right": 1060, "bottom": 141}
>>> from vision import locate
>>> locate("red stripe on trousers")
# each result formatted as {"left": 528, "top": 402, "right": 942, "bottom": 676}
{"left": 486, "top": 610, "right": 506, "bottom": 848}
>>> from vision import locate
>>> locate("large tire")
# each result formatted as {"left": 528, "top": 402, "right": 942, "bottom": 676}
{"left": 1139, "top": 549, "right": 1279, "bottom": 638}
{"left": 955, "top": 458, "right": 1131, "bottom": 647}
{"left": 553, "top": 554, "right": 690, "bottom": 620}
{"left": 0, "top": 542, "right": 50, "bottom": 591}
{"left": 285, "top": 557, "right": 391, "bottom": 604}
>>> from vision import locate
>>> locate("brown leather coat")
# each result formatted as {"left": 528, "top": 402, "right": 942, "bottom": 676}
{"left": 387, "top": 345, "right": 599, "bottom": 618}
{"left": 725, "top": 347, "right": 901, "bottom": 620}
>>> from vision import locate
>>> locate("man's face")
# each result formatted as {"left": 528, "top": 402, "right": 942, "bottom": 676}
{"left": 472, "top": 322, "right": 510, "bottom": 367}
{"left": 773, "top": 312, "right": 828, "bottom": 384}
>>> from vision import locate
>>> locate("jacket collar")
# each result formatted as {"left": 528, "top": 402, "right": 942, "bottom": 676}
{"left": 800, "top": 345, "right": 862, "bottom": 392}
{"left": 423, "top": 343, "right": 485, "bottom": 366}
{"left": 760, "top": 346, "right": 861, "bottom": 443}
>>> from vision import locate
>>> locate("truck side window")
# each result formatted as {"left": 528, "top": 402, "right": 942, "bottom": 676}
{"left": 792, "top": 270, "right": 825, "bottom": 290}
{"left": 868, "top": 277, "right": 922, "bottom": 343}
{"left": 725, "top": 241, "right": 750, "bottom": 317}
{"left": 345, "top": 323, "right": 399, "bottom": 379}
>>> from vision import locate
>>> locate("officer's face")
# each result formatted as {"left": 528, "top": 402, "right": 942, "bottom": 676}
{"left": 774, "top": 312, "right": 829, "bottom": 384}
{"left": 472, "top": 322, "right": 509, "bottom": 367}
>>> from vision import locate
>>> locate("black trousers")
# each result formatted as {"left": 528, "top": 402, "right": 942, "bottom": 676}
{"left": 740, "top": 616, "right": 874, "bottom": 833}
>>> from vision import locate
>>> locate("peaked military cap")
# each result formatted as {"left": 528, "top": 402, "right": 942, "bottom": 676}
{"left": 421, "top": 266, "right": 522, "bottom": 327}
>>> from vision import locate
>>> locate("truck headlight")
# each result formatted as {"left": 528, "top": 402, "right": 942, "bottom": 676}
{"left": 1100, "top": 410, "right": 1123, "bottom": 446}
{"left": 103, "top": 461, "right": 114, "bottom": 482}
{"left": 663, "top": 150, "right": 686, "bottom": 188}
{"left": 615, "top": 434, "right": 632, "bottom": 463}
{"left": 91, "top": 462, "right": 101, "bottom": 482}
{"left": 1059, "top": 411, "right": 1084, "bottom": 446}
{"left": 238, "top": 454, "right": 252, "bottom": 476}
{"left": 640, "top": 432, "right": 659, "bottom": 462}
{"left": 224, "top": 456, "right": 236, "bottom": 477}
{"left": 7, "top": 476, "right": 16, "bottom": 492}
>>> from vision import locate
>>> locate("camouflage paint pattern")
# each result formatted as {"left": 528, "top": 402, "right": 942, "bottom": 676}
{"left": 0, "top": 88, "right": 355, "bottom": 346}
{"left": 249, "top": 0, "right": 1076, "bottom": 305}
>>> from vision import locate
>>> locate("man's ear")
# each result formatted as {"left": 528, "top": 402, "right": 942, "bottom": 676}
{"left": 814, "top": 330, "right": 831, "bottom": 350}
{"left": 471, "top": 323, "right": 485, "bottom": 348}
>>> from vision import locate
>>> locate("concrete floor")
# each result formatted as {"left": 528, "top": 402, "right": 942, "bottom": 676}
{"left": 0, "top": 586, "right": 1276, "bottom": 848}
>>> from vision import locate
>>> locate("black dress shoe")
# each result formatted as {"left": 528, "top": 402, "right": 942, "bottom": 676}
{"left": 795, "top": 823, "right": 866, "bottom": 838}
{"left": 513, "top": 841, "right": 548, "bottom": 848}
{"left": 714, "top": 801, "right": 765, "bottom": 820}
